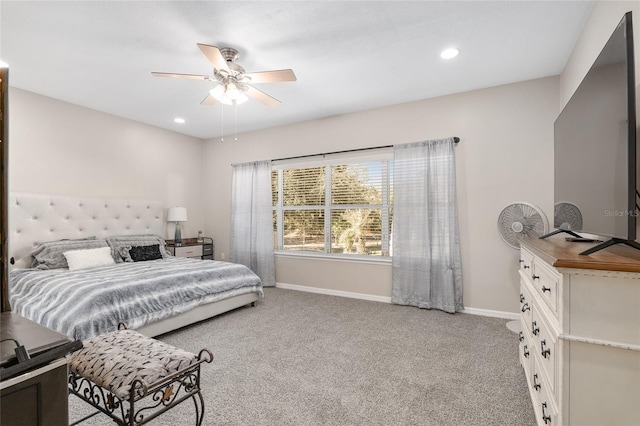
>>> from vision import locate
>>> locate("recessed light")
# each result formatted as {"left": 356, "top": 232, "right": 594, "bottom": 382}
{"left": 440, "top": 48, "right": 459, "bottom": 59}
{"left": 174, "top": 117, "right": 186, "bottom": 124}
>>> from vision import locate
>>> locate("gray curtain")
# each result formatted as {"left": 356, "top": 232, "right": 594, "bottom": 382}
{"left": 230, "top": 160, "right": 275, "bottom": 287}
{"left": 391, "top": 138, "right": 463, "bottom": 313}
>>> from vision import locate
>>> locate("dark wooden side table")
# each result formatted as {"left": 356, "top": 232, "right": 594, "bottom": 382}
{"left": 0, "top": 312, "right": 82, "bottom": 426}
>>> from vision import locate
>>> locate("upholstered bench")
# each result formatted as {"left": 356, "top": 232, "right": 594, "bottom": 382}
{"left": 68, "top": 326, "right": 213, "bottom": 426}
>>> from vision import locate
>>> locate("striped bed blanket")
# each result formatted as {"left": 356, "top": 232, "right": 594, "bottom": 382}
{"left": 9, "top": 257, "right": 263, "bottom": 340}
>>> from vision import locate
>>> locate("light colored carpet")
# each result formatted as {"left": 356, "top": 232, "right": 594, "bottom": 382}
{"left": 69, "top": 288, "right": 536, "bottom": 425}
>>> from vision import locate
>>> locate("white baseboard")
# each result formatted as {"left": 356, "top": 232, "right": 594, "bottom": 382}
{"left": 275, "top": 282, "right": 519, "bottom": 320}
{"left": 459, "top": 307, "right": 520, "bottom": 320}
{"left": 275, "top": 282, "right": 392, "bottom": 304}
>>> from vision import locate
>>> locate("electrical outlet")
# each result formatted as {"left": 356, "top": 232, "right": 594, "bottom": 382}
{"left": 221, "top": 252, "right": 225, "bottom": 260}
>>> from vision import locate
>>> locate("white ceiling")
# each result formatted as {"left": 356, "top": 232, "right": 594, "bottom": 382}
{"left": 1, "top": 1, "right": 595, "bottom": 140}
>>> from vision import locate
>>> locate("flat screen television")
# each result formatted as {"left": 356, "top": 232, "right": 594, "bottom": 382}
{"left": 545, "top": 11, "right": 638, "bottom": 255}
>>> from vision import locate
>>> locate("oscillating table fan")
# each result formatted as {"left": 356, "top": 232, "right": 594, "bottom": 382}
{"left": 497, "top": 202, "right": 549, "bottom": 334}
{"left": 497, "top": 202, "right": 549, "bottom": 249}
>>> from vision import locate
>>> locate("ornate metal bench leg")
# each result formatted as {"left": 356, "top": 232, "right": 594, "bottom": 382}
{"left": 192, "top": 390, "right": 205, "bottom": 426}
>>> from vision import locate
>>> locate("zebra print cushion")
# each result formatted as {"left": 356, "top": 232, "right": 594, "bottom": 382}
{"left": 69, "top": 329, "right": 197, "bottom": 399}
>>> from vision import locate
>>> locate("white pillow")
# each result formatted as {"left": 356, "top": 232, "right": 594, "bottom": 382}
{"left": 64, "top": 247, "right": 116, "bottom": 271}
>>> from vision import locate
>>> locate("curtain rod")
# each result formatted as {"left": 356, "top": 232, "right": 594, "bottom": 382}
{"left": 271, "top": 137, "right": 460, "bottom": 163}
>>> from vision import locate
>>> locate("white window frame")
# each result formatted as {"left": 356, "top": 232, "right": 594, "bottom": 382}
{"left": 273, "top": 150, "right": 393, "bottom": 260}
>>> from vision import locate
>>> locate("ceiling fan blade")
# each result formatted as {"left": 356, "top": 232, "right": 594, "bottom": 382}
{"left": 243, "top": 69, "right": 297, "bottom": 84}
{"left": 197, "top": 43, "right": 230, "bottom": 73}
{"left": 151, "top": 72, "right": 212, "bottom": 81}
{"left": 201, "top": 93, "right": 219, "bottom": 105}
{"left": 245, "top": 85, "right": 281, "bottom": 107}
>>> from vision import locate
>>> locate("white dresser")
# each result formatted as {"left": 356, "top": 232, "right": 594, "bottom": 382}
{"left": 518, "top": 237, "right": 640, "bottom": 426}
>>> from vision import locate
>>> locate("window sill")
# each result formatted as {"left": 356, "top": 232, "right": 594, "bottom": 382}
{"left": 275, "top": 251, "right": 391, "bottom": 266}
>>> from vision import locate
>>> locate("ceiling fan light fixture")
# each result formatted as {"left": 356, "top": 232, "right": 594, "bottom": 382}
{"left": 155, "top": 44, "right": 293, "bottom": 109}
{"left": 210, "top": 82, "right": 249, "bottom": 105}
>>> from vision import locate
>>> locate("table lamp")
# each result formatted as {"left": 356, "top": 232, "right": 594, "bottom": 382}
{"left": 167, "top": 207, "right": 187, "bottom": 246}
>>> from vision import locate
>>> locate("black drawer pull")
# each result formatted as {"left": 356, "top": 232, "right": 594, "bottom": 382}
{"left": 519, "top": 259, "right": 524, "bottom": 264}
{"left": 523, "top": 265, "right": 530, "bottom": 269}
{"left": 521, "top": 303, "right": 530, "bottom": 313}
{"left": 542, "top": 286, "right": 551, "bottom": 293}
{"left": 532, "top": 274, "right": 540, "bottom": 280}
{"left": 520, "top": 293, "right": 525, "bottom": 303}
{"left": 541, "top": 340, "right": 551, "bottom": 359}
{"left": 523, "top": 345, "right": 529, "bottom": 358}
{"left": 533, "top": 374, "right": 541, "bottom": 391}
{"left": 519, "top": 331, "right": 524, "bottom": 342}
{"left": 531, "top": 321, "right": 539, "bottom": 336}
{"left": 542, "top": 402, "right": 552, "bottom": 424}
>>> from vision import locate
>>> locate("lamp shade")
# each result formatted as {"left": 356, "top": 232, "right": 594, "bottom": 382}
{"left": 167, "top": 207, "right": 187, "bottom": 222}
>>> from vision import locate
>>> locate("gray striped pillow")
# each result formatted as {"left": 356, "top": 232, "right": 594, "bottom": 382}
{"left": 30, "top": 237, "right": 109, "bottom": 269}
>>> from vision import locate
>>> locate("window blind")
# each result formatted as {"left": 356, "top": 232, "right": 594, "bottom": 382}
{"left": 272, "top": 152, "right": 392, "bottom": 257}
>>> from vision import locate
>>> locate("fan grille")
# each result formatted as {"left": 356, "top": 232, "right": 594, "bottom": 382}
{"left": 554, "top": 202, "right": 583, "bottom": 231}
{"left": 498, "top": 203, "right": 549, "bottom": 249}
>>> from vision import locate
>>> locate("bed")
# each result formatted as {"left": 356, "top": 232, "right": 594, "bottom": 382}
{"left": 8, "top": 193, "right": 263, "bottom": 340}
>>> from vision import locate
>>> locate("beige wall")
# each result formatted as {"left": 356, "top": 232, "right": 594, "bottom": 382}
{"left": 203, "top": 76, "right": 559, "bottom": 314}
{"left": 8, "top": 88, "right": 205, "bottom": 239}
{"left": 559, "top": 1, "right": 640, "bottom": 110}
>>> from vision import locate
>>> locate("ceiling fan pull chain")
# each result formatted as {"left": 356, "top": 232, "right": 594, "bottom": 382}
{"left": 234, "top": 101, "right": 238, "bottom": 142}
{"left": 220, "top": 103, "right": 224, "bottom": 143}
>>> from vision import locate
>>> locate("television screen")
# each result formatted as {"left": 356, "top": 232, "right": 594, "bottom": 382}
{"left": 554, "top": 12, "right": 636, "bottom": 241}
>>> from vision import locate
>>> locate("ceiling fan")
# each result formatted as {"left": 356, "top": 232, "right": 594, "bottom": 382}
{"left": 152, "top": 43, "right": 296, "bottom": 107}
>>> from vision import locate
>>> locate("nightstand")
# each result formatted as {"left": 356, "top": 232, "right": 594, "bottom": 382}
{"left": 166, "top": 237, "right": 214, "bottom": 260}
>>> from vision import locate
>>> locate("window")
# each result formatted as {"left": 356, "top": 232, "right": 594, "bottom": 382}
{"left": 272, "top": 151, "right": 393, "bottom": 257}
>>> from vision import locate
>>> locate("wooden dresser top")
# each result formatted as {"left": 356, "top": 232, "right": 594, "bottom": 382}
{"left": 520, "top": 236, "right": 640, "bottom": 273}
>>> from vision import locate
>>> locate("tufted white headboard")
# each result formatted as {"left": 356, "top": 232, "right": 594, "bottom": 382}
{"left": 9, "top": 193, "right": 164, "bottom": 269}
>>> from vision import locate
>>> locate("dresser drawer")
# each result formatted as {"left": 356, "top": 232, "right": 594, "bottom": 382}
{"left": 519, "top": 318, "right": 533, "bottom": 375}
{"left": 532, "top": 261, "right": 560, "bottom": 317}
{"left": 520, "top": 248, "right": 534, "bottom": 275}
{"left": 534, "top": 357, "right": 558, "bottom": 426}
{"left": 532, "top": 305, "right": 558, "bottom": 400}
{"left": 530, "top": 357, "right": 545, "bottom": 403}
{"left": 174, "top": 245, "right": 203, "bottom": 258}
{"left": 520, "top": 282, "right": 534, "bottom": 327}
